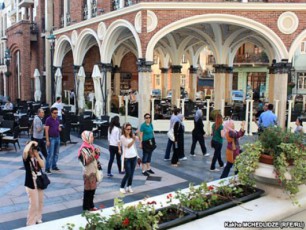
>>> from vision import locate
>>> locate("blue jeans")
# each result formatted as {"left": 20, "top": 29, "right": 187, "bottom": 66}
{"left": 164, "top": 138, "right": 173, "bottom": 159}
{"left": 46, "top": 136, "right": 60, "bottom": 170}
{"left": 107, "top": 146, "right": 122, "bottom": 174}
{"left": 120, "top": 157, "right": 137, "bottom": 188}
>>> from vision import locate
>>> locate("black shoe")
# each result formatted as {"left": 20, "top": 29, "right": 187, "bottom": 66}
{"left": 147, "top": 169, "right": 155, "bottom": 174}
{"left": 142, "top": 171, "right": 150, "bottom": 177}
{"left": 52, "top": 167, "right": 60, "bottom": 171}
{"left": 45, "top": 169, "right": 52, "bottom": 174}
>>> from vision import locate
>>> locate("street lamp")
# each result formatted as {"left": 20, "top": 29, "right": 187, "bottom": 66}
{"left": 47, "top": 33, "right": 56, "bottom": 103}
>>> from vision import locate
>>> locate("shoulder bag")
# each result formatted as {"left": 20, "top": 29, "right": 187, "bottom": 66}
{"left": 30, "top": 160, "right": 50, "bottom": 190}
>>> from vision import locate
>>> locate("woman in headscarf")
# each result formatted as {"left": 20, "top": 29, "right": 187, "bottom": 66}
{"left": 171, "top": 114, "right": 185, "bottom": 166}
{"left": 220, "top": 119, "right": 245, "bottom": 179}
{"left": 190, "top": 109, "right": 209, "bottom": 156}
{"left": 78, "top": 131, "right": 101, "bottom": 211}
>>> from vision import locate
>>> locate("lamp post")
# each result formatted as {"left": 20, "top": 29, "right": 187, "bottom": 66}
{"left": 47, "top": 33, "right": 56, "bottom": 103}
{"left": 4, "top": 47, "right": 11, "bottom": 97}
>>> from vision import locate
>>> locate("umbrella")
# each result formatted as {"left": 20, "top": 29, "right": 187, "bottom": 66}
{"left": 77, "top": 66, "right": 86, "bottom": 109}
{"left": 34, "top": 69, "right": 41, "bottom": 102}
{"left": 55, "top": 68, "right": 62, "bottom": 98}
{"left": 92, "top": 65, "right": 103, "bottom": 119}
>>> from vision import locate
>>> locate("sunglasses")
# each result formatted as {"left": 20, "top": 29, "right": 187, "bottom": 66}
{"left": 52, "top": 112, "right": 58, "bottom": 115}
{"left": 145, "top": 117, "right": 151, "bottom": 119}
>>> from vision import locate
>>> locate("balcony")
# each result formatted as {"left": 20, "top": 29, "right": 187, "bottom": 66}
{"left": 18, "top": 0, "right": 34, "bottom": 8}
{"left": 234, "top": 53, "right": 269, "bottom": 65}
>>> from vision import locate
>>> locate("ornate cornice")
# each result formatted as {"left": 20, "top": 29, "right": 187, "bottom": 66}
{"left": 160, "top": 68, "right": 169, "bottom": 74}
{"left": 137, "top": 58, "right": 152, "bottom": 72}
{"left": 171, "top": 65, "right": 182, "bottom": 74}
{"left": 269, "top": 60, "right": 292, "bottom": 74}
{"left": 213, "top": 64, "right": 233, "bottom": 74}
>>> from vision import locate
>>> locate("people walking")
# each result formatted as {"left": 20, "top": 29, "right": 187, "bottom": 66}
{"left": 139, "top": 113, "right": 156, "bottom": 176}
{"left": 23, "top": 141, "right": 45, "bottom": 226}
{"left": 32, "top": 108, "right": 47, "bottom": 158}
{"left": 107, "top": 116, "right": 122, "bottom": 177}
{"left": 120, "top": 123, "right": 139, "bottom": 193}
{"left": 190, "top": 109, "right": 209, "bottom": 156}
{"left": 210, "top": 114, "right": 224, "bottom": 172}
{"left": 78, "top": 131, "right": 101, "bottom": 211}
{"left": 45, "top": 107, "right": 61, "bottom": 174}
{"left": 164, "top": 107, "right": 180, "bottom": 161}
{"left": 172, "top": 114, "right": 185, "bottom": 166}
{"left": 220, "top": 120, "right": 245, "bottom": 179}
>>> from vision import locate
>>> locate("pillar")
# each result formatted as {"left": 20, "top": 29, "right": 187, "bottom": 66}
{"left": 189, "top": 66, "right": 197, "bottom": 101}
{"left": 160, "top": 68, "right": 169, "bottom": 98}
{"left": 171, "top": 65, "right": 182, "bottom": 106}
{"left": 3, "top": 73, "right": 7, "bottom": 97}
{"left": 113, "top": 65, "right": 120, "bottom": 96}
{"left": 137, "top": 59, "right": 152, "bottom": 126}
{"left": 105, "top": 63, "right": 113, "bottom": 115}
{"left": 225, "top": 66, "right": 233, "bottom": 104}
{"left": 213, "top": 64, "right": 227, "bottom": 110}
{"left": 268, "top": 61, "right": 291, "bottom": 128}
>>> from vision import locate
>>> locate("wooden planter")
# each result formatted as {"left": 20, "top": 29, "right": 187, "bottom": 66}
{"left": 259, "top": 154, "right": 274, "bottom": 165}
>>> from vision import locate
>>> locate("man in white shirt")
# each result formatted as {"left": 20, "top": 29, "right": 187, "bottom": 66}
{"left": 51, "top": 97, "right": 64, "bottom": 120}
{"left": 3, "top": 99, "right": 13, "bottom": 110}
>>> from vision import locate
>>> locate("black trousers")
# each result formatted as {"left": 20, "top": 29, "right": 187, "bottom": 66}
{"left": 33, "top": 138, "right": 48, "bottom": 158}
{"left": 190, "top": 133, "right": 207, "bottom": 155}
{"left": 107, "top": 146, "right": 122, "bottom": 174}
{"left": 83, "top": 189, "right": 96, "bottom": 210}
{"left": 210, "top": 140, "right": 224, "bottom": 170}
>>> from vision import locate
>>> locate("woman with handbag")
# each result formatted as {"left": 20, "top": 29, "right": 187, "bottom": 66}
{"left": 120, "top": 123, "right": 140, "bottom": 193}
{"left": 139, "top": 113, "right": 156, "bottom": 177}
{"left": 107, "top": 116, "right": 123, "bottom": 177}
{"left": 23, "top": 141, "right": 45, "bottom": 226}
{"left": 210, "top": 114, "right": 225, "bottom": 172}
{"left": 220, "top": 120, "right": 245, "bottom": 179}
{"left": 78, "top": 131, "right": 101, "bottom": 211}
{"left": 190, "top": 109, "right": 209, "bottom": 157}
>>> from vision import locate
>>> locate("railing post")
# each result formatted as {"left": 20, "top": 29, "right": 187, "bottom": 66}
{"left": 287, "top": 100, "right": 293, "bottom": 131}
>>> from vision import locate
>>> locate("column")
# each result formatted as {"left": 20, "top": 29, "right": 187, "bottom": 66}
{"left": 160, "top": 68, "right": 169, "bottom": 98}
{"left": 73, "top": 65, "right": 80, "bottom": 114}
{"left": 105, "top": 63, "right": 113, "bottom": 115}
{"left": 213, "top": 64, "right": 227, "bottom": 110}
{"left": 3, "top": 74, "right": 6, "bottom": 97}
{"left": 225, "top": 66, "right": 233, "bottom": 104}
{"left": 113, "top": 65, "right": 120, "bottom": 96}
{"left": 137, "top": 58, "right": 152, "bottom": 126}
{"left": 45, "top": 0, "right": 53, "bottom": 104}
{"left": 188, "top": 66, "right": 197, "bottom": 101}
{"left": 171, "top": 65, "right": 182, "bottom": 106}
{"left": 268, "top": 61, "right": 291, "bottom": 128}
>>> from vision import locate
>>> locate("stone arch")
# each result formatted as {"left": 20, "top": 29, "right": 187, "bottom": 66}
{"left": 289, "top": 29, "right": 306, "bottom": 60}
{"left": 74, "top": 28, "right": 100, "bottom": 65}
{"left": 146, "top": 14, "right": 288, "bottom": 63}
{"left": 53, "top": 35, "right": 73, "bottom": 67}
{"left": 101, "top": 19, "right": 142, "bottom": 63}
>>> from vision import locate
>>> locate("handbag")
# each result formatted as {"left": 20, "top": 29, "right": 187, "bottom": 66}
{"left": 95, "top": 160, "right": 103, "bottom": 182}
{"left": 167, "top": 128, "right": 175, "bottom": 141}
{"left": 142, "top": 138, "right": 157, "bottom": 152}
{"left": 30, "top": 160, "right": 50, "bottom": 190}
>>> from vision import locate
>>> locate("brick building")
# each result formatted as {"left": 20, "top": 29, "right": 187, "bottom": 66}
{"left": 0, "top": 0, "right": 306, "bottom": 127}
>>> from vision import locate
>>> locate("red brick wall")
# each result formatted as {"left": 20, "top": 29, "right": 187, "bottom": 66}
{"left": 62, "top": 50, "right": 74, "bottom": 93}
{"left": 54, "top": 0, "right": 63, "bottom": 29}
{"left": 120, "top": 52, "right": 138, "bottom": 90}
{"left": 70, "top": 0, "right": 83, "bottom": 24}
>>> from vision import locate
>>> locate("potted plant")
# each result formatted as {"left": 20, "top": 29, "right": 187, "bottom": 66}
{"left": 235, "top": 127, "right": 306, "bottom": 202}
{"left": 175, "top": 179, "right": 264, "bottom": 218}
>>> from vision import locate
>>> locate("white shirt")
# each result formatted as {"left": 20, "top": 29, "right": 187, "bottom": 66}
{"left": 108, "top": 126, "right": 121, "bottom": 146}
{"left": 120, "top": 135, "right": 137, "bottom": 158}
{"left": 51, "top": 102, "right": 63, "bottom": 117}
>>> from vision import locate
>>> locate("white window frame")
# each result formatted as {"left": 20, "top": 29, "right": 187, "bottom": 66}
{"left": 301, "top": 41, "right": 306, "bottom": 54}
{"left": 180, "top": 74, "right": 186, "bottom": 87}
{"left": 155, "top": 74, "right": 161, "bottom": 88}
{"left": 298, "top": 73, "right": 306, "bottom": 89}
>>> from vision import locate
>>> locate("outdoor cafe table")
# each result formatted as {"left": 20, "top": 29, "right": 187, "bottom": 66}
{"left": 92, "top": 119, "right": 108, "bottom": 138}
{"left": 14, "top": 113, "right": 27, "bottom": 118}
{"left": 0, "top": 128, "right": 11, "bottom": 150}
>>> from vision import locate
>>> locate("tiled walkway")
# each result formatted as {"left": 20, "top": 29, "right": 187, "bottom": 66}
{"left": 0, "top": 132, "right": 257, "bottom": 230}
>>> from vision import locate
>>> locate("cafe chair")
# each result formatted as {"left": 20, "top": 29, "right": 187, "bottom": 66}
{"left": 2, "top": 127, "right": 20, "bottom": 151}
{"left": 100, "top": 115, "right": 110, "bottom": 138}
{"left": 18, "top": 115, "right": 30, "bottom": 137}
{"left": 1, "top": 120, "right": 15, "bottom": 135}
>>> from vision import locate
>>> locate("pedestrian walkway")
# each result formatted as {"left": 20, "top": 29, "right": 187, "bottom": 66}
{"left": 0, "top": 133, "right": 257, "bottom": 230}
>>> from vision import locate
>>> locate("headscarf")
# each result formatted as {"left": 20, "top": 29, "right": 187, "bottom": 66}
{"left": 78, "top": 131, "right": 95, "bottom": 157}
{"left": 177, "top": 114, "right": 184, "bottom": 122}
{"left": 195, "top": 109, "right": 203, "bottom": 122}
{"left": 223, "top": 119, "right": 235, "bottom": 135}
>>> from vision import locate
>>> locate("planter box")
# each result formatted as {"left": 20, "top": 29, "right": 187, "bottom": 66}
{"left": 184, "top": 187, "right": 265, "bottom": 218}
{"left": 156, "top": 206, "right": 196, "bottom": 230}
{"left": 259, "top": 154, "right": 273, "bottom": 165}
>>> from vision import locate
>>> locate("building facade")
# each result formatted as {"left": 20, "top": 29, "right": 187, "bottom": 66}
{"left": 1, "top": 0, "right": 306, "bottom": 126}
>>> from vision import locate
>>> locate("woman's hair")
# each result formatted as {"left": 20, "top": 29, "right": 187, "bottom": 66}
{"left": 297, "top": 117, "right": 303, "bottom": 126}
{"left": 122, "top": 123, "right": 133, "bottom": 138}
{"left": 214, "top": 114, "right": 223, "bottom": 130}
{"left": 109, "top": 116, "right": 120, "bottom": 134}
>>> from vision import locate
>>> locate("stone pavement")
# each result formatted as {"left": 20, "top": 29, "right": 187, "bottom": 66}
{"left": 0, "top": 131, "right": 258, "bottom": 230}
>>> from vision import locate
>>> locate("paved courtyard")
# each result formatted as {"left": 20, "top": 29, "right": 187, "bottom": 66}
{"left": 0, "top": 131, "right": 257, "bottom": 230}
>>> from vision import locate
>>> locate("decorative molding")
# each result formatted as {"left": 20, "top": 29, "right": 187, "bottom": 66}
{"left": 160, "top": 68, "right": 169, "bottom": 74}
{"left": 277, "top": 12, "right": 299, "bottom": 35}
{"left": 147, "top": 10, "right": 158, "bottom": 33}
{"left": 71, "top": 30, "right": 78, "bottom": 46}
{"left": 100, "top": 63, "right": 113, "bottom": 72}
{"left": 171, "top": 65, "right": 182, "bottom": 74}
{"left": 137, "top": 58, "right": 152, "bottom": 72}
{"left": 135, "top": 11, "right": 142, "bottom": 33}
{"left": 213, "top": 64, "right": 233, "bottom": 74}
{"left": 189, "top": 66, "right": 198, "bottom": 74}
{"left": 97, "top": 22, "right": 107, "bottom": 40}
{"left": 269, "top": 60, "right": 292, "bottom": 74}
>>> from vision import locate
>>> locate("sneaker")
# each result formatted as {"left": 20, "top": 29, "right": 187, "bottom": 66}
{"left": 142, "top": 171, "right": 150, "bottom": 177}
{"left": 52, "top": 167, "right": 60, "bottom": 171}
{"left": 36, "top": 220, "right": 43, "bottom": 224}
{"left": 119, "top": 171, "right": 125, "bottom": 174}
{"left": 147, "top": 169, "right": 155, "bottom": 174}
{"left": 220, "top": 165, "right": 225, "bottom": 169}
{"left": 127, "top": 186, "right": 133, "bottom": 193}
{"left": 45, "top": 170, "right": 52, "bottom": 174}
{"left": 179, "top": 157, "right": 187, "bottom": 161}
{"left": 203, "top": 153, "right": 210, "bottom": 157}
{"left": 164, "top": 158, "right": 170, "bottom": 161}
{"left": 89, "top": 207, "right": 99, "bottom": 211}
{"left": 107, "top": 173, "right": 114, "bottom": 177}
{"left": 120, "top": 188, "right": 126, "bottom": 194}
{"left": 190, "top": 154, "right": 195, "bottom": 157}
{"left": 209, "top": 168, "right": 220, "bottom": 172}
